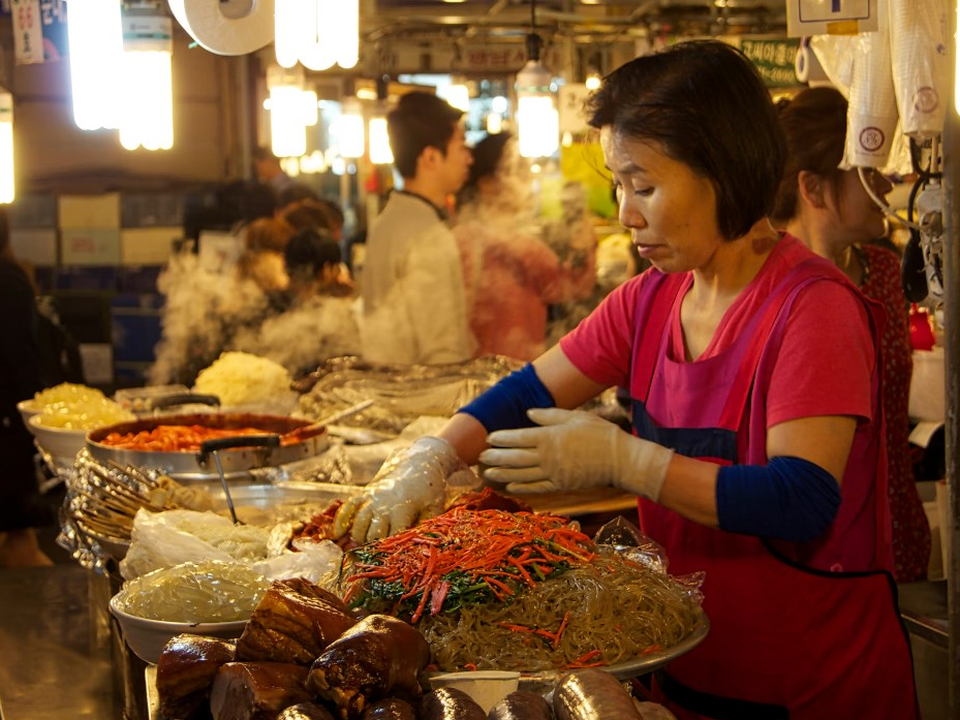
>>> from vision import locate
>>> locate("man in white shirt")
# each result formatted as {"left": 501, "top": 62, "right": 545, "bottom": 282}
{"left": 361, "top": 92, "right": 475, "bottom": 365}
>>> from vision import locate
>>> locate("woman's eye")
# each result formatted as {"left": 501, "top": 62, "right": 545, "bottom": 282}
{"left": 635, "top": 187, "right": 653, "bottom": 197}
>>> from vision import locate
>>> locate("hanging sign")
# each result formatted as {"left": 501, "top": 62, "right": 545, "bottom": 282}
{"left": 785, "top": 0, "right": 878, "bottom": 37}
{"left": 739, "top": 39, "right": 801, "bottom": 88}
{"left": 558, "top": 83, "right": 591, "bottom": 134}
{"left": 11, "top": 0, "right": 66, "bottom": 65}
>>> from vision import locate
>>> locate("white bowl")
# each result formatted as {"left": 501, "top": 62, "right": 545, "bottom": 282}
{"left": 429, "top": 671, "right": 521, "bottom": 713}
{"left": 26, "top": 415, "right": 88, "bottom": 465}
{"left": 108, "top": 595, "right": 247, "bottom": 665}
{"left": 16, "top": 399, "right": 40, "bottom": 427}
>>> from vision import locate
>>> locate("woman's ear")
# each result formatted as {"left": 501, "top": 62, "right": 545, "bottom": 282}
{"left": 797, "top": 170, "right": 826, "bottom": 209}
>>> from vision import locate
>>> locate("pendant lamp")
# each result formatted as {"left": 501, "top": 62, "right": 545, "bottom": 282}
{"left": 516, "top": 0, "right": 559, "bottom": 158}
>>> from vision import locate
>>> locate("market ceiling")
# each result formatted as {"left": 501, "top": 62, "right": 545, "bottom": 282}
{"left": 361, "top": 0, "right": 789, "bottom": 45}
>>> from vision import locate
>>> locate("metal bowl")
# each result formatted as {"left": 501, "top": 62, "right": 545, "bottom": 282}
{"left": 86, "top": 413, "right": 329, "bottom": 481}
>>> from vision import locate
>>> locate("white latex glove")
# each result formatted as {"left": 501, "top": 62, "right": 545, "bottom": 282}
{"left": 479, "top": 408, "right": 673, "bottom": 500}
{"left": 333, "top": 436, "right": 464, "bottom": 542}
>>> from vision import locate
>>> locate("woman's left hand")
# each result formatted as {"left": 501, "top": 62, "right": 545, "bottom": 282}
{"left": 480, "top": 408, "right": 673, "bottom": 499}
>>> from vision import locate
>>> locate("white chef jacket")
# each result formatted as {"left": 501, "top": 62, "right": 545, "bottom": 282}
{"left": 360, "top": 191, "right": 473, "bottom": 365}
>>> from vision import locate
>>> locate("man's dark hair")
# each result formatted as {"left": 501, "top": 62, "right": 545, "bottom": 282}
{"left": 587, "top": 40, "right": 786, "bottom": 240}
{"left": 387, "top": 91, "right": 463, "bottom": 179}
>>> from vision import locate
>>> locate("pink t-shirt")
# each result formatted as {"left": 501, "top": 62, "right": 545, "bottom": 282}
{"left": 561, "top": 235, "right": 875, "bottom": 432}
{"left": 561, "top": 234, "right": 891, "bottom": 572}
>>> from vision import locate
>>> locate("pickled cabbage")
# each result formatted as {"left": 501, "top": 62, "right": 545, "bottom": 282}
{"left": 35, "top": 396, "right": 135, "bottom": 429}
{"left": 115, "top": 560, "right": 269, "bottom": 623}
{"left": 32, "top": 382, "right": 106, "bottom": 407}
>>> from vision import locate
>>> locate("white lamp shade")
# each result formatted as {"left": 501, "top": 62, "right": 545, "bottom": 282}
{"left": 67, "top": 0, "right": 124, "bottom": 130}
{"left": 517, "top": 96, "right": 559, "bottom": 158}
{"left": 270, "top": 85, "right": 308, "bottom": 157}
{"left": 369, "top": 116, "right": 393, "bottom": 164}
{"left": 118, "top": 16, "right": 174, "bottom": 151}
{"left": 0, "top": 93, "right": 14, "bottom": 204}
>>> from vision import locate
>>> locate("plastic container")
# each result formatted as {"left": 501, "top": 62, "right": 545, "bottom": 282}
{"left": 429, "top": 671, "right": 521, "bottom": 713}
{"left": 909, "top": 347, "right": 945, "bottom": 421}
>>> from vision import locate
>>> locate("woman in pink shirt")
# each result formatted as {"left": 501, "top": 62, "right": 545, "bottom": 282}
{"left": 453, "top": 133, "right": 596, "bottom": 361}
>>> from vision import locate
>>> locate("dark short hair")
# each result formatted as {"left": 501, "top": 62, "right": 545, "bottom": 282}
{"left": 771, "top": 86, "right": 847, "bottom": 224}
{"left": 277, "top": 182, "right": 321, "bottom": 209}
{"left": 458, "top": 132, "right": 512, "bottom": 207}
{"left": 282, "top": 199, "right": 335, "bottom": 232}
{"left": 252, "top": 146, "right": 274, "bottom": 163}
{"left": 586, "top": 40, "right": 786, "bottom": 240}
{"left": 388, "top": 91, "right": 463, "bottom": 179}
{"left": 284, "top": 227, "right": 341, "bottom": 280}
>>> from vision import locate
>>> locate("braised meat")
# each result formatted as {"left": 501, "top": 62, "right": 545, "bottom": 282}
{"left": 419, "top": 688, "right": 487, "bottom": 720}
{"left": 209, "top": 661, "right": 312, "bottom": 720}
{"left": 305, "top": 614, "right": 430, "bottom": 719}
{"left": 277, "top": 701, "right": 337, "bottom": 720}
{"left": 156, "top": 634, "right": 237, "bottom": 719}
{"left": 236, "top": 578, "right": 356, "bottom": 665}
{"left": 359, "top": 698, "right": 418, "bottom": 720}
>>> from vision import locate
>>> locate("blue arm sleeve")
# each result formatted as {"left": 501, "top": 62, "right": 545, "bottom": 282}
{"left": 716, "top": 456, "right": 842, "bottom": 543}
{"left": 457, "top": 363, "right": 556, "bottom": 433}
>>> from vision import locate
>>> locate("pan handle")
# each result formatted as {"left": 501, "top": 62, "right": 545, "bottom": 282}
{"left": 198, "top": 434, "right": 280, "bottom": 460}
{"left": 151, "top": 393, "right": 222, "bottom": 410}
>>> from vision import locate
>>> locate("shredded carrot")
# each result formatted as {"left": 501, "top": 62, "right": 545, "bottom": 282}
{"left": 569, "top": 649, "right": 605, "bottom": 668}
{"left": 345, "top": 507, "right": 595, "bottom": 622}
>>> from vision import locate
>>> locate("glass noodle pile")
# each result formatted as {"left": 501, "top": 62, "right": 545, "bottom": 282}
{"left": 340, "top": 507, "right": 701, "bottom": 672}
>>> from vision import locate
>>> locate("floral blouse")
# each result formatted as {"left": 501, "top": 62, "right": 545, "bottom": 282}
{"left": 857, "top": 243, "right": 931, "bottom": 581}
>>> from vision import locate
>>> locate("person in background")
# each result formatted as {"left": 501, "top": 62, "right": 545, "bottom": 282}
{"left": 772, "top": 85, "right": 931, "bottom": 582}
{"left": 231, "top": 227, "right": 361, "bottom": 377}
{"left": 360, "top": 91, "right": 474, "bottom": 365}
{"left": 283, "top": 228, "right": 354, "bottom": 303}
{"left": 335, "top": 41, "right": 918, "bottom": 718}
{"left": 253, "top": 146, "right": 295, "bottom": 199}
{"left": 0, "top": 208, "right": 53, "bottom": 567}
{"left": 453, "top": 133, "right": 596, "bottom": 361}
{"left": 234, "top": 216, "right": 294, "bottom": 294}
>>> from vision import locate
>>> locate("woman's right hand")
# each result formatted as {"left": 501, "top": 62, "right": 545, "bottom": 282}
{"left": 333, "top": 436, "right": 465, "bottom": 542}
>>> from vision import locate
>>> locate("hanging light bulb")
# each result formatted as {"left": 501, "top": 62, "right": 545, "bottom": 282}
{"left": 275, "top": 0, "right": 358, "bottom": 70}
{"left": 369, "top": 116, "right": 393, "bottom": 164}
{"left": 0, "top": 92, "right": 14, "bottom": 204}
{"left": 338, "top": 96, "right": 365, "bottom": 159}
{"left": 333, "top": 0, "right": 359, "bottom": 69}
{"left": 267, "top": 65, "right": 317, "bottom": 158}
{"left": 119, "top": 11, "right": 174, "bottom": 151}
{"left": 67, "top": 0, "right": 124, "bottom": 130}
{"left": 516, "top": 0, "right": 559, "bottom": 158}
{"left": 442, "top": 83, "right": 470, "bottom": 112}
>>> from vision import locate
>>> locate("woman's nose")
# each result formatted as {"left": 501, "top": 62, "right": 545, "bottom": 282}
{"left": 619, "top": 196, "right": 645, "bottom": 229}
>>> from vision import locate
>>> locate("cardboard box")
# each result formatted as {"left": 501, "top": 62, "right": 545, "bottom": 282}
{"left": 10, "top": 228, "right": 57, "bottom": 266}
{"left": 61, "top": 228, "right": 121, "bottom": 266}
{"left": 58, "top": 193, "right": 120, "bottom": 229}
{"left": 121, "top": 227, "right": 178, "bottom": 265}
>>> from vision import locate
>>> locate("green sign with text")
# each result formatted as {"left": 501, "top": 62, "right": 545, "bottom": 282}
{"left": 740, "top": 39, "right": 801, "bottom": 88}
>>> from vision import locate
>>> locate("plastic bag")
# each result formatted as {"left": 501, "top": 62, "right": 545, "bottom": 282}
{"left": 120, "top": 508, "right": 269, "bottom": 580}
